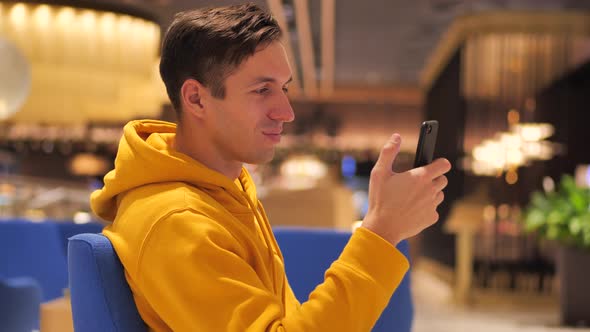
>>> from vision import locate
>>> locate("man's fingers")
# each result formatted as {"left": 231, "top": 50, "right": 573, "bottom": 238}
{"left": 434, "top": 191, "right": 444, "bottom": 206}
{"left": 373, "top": 133, "right": 402, "bottom": 174}
{"left": 423, "top": 158, "right": 451, "bottom": 180}
{"left": 432, "top": 175, "right": 448, "bottom": 193}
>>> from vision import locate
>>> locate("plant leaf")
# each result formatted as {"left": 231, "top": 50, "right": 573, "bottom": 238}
{"left": 569, "top": 217, "right": 583, "bottom": 235}
{"left": 530, "top": 191, "right": 549, "bottom": 210}
{"left": 524, "top": 210, "right": 547, "bottom": 231}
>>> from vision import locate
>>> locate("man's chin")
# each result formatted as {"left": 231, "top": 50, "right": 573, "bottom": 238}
{"left": 244, "top": 148, "right": 275, "bottom": 165}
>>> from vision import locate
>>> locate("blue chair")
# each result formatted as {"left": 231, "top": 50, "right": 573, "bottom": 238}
{"left": 68, "top": 233, "right": 147, "bottom": 332}
{"left": 0, "top": 220, "right": 68, "bottom": 301}
{"left": 55, "top": 221, "right": 104, "bottom": 257}
{"left": 68, "top": 229, "right": 412, "bottom": 332}
{"left": 273, "top": 227, "right": 413, "bottom": 332}
{"left": 0, "top": 276, "right": 42, "bottom": 332}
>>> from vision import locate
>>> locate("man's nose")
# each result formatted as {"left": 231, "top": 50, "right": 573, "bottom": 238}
{"left": 269, "top": 94, "right": 295, "bottom": 122}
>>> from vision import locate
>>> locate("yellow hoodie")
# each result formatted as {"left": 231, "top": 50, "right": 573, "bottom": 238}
{"left": 91, "top": 120, "right": 409, "bottom": 332}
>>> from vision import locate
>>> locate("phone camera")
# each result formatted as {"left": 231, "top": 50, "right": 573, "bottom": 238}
{"left": 426, "top": 125, "right": 432, "bottom": 134}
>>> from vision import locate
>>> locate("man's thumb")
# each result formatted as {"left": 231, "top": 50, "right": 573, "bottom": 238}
{"left": 374, "top": 134, "right": 401, "bottom": 172}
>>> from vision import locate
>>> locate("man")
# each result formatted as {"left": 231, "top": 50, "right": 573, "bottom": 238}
{"left": 91, "top": 3, "right": 451, "bottom": 331}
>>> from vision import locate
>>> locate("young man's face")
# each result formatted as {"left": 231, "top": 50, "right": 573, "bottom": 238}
{"left": 203, "top": 41, "right": 295, "bottom": 165}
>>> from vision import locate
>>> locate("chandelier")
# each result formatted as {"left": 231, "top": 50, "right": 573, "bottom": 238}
{"left": 456, "top": 12, "right": 590, "bottom": 180}
{"left": 0, "top": 1, "right": 165, "bottom": 123}
{"left": 469, "top": 120, "right": 562, "bottom": 178}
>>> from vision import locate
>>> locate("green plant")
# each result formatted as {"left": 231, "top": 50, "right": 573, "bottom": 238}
{"left": 524, "top": 174, "right": 590, "bottom": 249}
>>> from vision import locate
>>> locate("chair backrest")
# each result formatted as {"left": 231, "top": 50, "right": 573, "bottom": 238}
{"left": 0, "top": 220, "right": 68, "bottom": 301}
{"left": 55, "top": 222, "right": 104, "bottom": 257}
{"left": 68, "top": 233, "right": 147, "bottom": 332}
{"left": 0, "top": 276, "right": 42, "bottom": 332}
{"left": 273, "top": 227, "right": 413, "bottom": 332}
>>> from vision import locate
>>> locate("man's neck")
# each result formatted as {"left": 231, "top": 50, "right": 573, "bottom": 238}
{"left": 174, "top": 123, "right": 242, "bottom": 180}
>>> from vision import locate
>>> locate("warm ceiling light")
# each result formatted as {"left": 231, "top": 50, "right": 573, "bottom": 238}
{"left": 9, "top": 3, "right": 27, "bottom": 27}
{"left": 507, "top": 109, "right": 520, "bottom": 125}
{"left": 32, "top": 4, "right": 51, "bottom": 28}
{"left": 468, "top": 122, "right": 558, "bottom": 176}
{"left": 0, "top": 2, "right": 164, "bottom": 123}
{"left": 505, "top": 169, "right": 518, "bottom": 185}
{"left": 512, "top": 123, "right": 555, "bottom": 142}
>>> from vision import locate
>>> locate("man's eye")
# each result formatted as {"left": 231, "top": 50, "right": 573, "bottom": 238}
{"left": 255, "top": 87, "right": 270, "bottom": 94}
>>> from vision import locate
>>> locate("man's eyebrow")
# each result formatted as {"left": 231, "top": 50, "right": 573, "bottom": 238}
{"left": 249, "top": 76, "right": 293, "bottom": 86}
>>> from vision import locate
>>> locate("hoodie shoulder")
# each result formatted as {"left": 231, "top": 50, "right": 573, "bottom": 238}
{"left": 118, "top": 182, "right": 250, "bottom": 225}
{"left": 120, "top": 182, "right": 216, "bottom": 220}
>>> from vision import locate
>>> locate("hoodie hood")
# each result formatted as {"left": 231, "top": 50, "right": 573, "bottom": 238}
{"left": 91, "top": 119, "right": 258, "bottom": 222}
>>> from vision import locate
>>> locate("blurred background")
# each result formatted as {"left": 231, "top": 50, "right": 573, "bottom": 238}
{"left": 1, "top": 0, "right": 590, "bottom": 331}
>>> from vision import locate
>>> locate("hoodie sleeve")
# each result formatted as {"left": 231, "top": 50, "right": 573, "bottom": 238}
{"left": 137, "top": 210, "right": 409, "bottom": 332}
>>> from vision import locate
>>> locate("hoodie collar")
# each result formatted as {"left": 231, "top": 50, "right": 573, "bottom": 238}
{"left": 91, "top": 120, "right": 258, "bottom": 221}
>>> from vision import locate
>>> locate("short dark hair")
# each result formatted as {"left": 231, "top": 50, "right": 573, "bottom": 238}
{"left": 159, "top": 3, "right": 282, "bottom": 114}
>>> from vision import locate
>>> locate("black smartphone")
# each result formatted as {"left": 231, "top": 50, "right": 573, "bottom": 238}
{"left": 413, "top": 120, "right": 438, "bottom": 168}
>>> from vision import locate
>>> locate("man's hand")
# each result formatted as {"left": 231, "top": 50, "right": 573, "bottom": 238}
{"left": 361, "top": 133, "right": 451, "bottom": 246}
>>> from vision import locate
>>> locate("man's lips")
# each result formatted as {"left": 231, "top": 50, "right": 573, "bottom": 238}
{"left": 262, "top": 127, "right": 283, "bottom": 135}
{"left": 263, "top": 131, "right": 282, "bottom": 143}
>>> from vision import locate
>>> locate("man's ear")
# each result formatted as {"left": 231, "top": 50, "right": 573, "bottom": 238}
{"left": 180, "top": 79, "right": 207, "bottom": 119}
